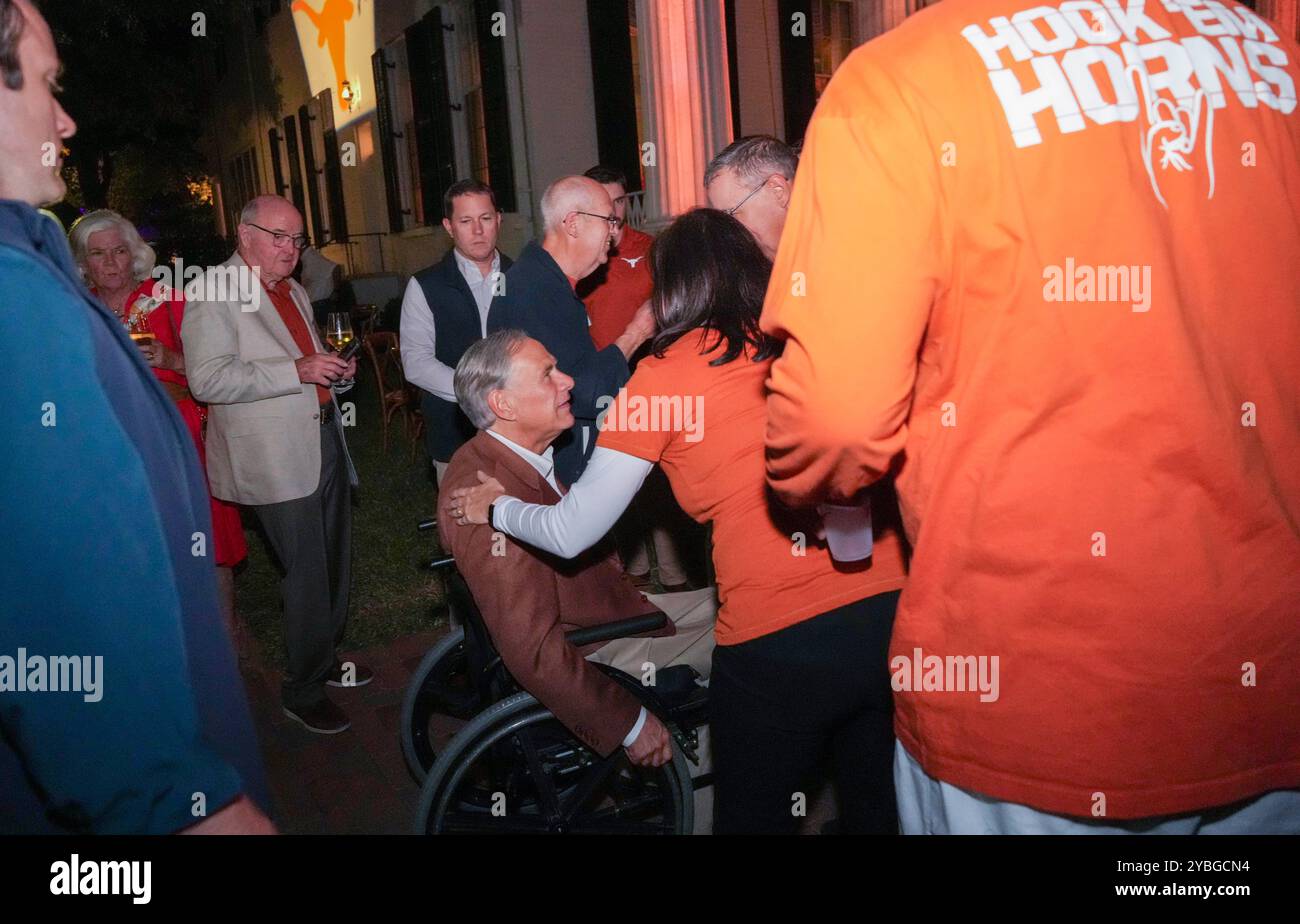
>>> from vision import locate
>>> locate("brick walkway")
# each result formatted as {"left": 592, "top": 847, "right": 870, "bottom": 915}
{"left": 239, "top": 627, "right": 448, "bottom": 834}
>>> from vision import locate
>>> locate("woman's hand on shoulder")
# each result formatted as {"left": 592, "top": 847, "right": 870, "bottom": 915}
{"left": 445, "top": 470, "right": 507, "bottom": 526}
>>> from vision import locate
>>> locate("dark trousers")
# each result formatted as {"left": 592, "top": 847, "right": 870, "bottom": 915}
{"left": 251, "top": 423, "right": 352, "bottom": 711}
{"left": 711, "top": 590, "right": 900, "bottom": 834}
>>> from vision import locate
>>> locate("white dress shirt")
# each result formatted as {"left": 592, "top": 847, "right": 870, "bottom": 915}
{"left": 400, "top": 249, "right": 501, "bottom": 402}
{"left": 483, "top": 431, "right": 650, "bottom": 747}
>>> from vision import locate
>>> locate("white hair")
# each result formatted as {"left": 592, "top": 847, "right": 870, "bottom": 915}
{"left": 540, "top": 176, "right": 602, "bottom": 234}
{"left": 68, "top": 209, "right": 156, "bottom": 283}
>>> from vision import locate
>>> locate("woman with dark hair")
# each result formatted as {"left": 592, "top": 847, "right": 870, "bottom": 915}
{"left": 445, "top": 208, "right": 908, "bottom": 833}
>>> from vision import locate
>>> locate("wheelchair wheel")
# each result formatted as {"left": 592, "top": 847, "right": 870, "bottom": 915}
{"left": 414, "top": 692, "right": 694, "bottom": 835}
{"left": 400, "top": 626, "right": 484, "bottom": 783}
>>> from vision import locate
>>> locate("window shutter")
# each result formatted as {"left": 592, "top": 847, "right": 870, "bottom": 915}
{"left": 372, "top": 48, "right": 406, "bottom": 233}
{"left": 298, "top": 102, "right": 328, "bottom": 242}
{"left": 282, "top": 115, "right": 308, "bottom": 220}
{"left": 474, "top": 1, "right": 517, "bottom": 212}
{"left": 319, "top": 88, "right": 350, "bottom": 243}
{"left": 406, "top": 7, "right": 457, "bottom": 226}
{"left": 268, "top": 127, "right": 287, "bottom": 196}
{"left": 778, "top": 0, "right": 817, "bottom": 144}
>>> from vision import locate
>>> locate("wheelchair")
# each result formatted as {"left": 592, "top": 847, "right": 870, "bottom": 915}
{"left": 401, "top": 519, "right": 712, "bottom": 834}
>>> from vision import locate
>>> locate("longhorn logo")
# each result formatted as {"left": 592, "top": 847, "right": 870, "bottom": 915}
{"left": 292, "top": 0, "right": 355, "bottom": 106}
{"left": 1128, "top": 62, "right": 1216, "bottom": 210}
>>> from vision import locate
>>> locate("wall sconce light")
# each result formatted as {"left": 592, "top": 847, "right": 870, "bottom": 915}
{"left": 340, "top": 79, "right": 359, "bottom": 111}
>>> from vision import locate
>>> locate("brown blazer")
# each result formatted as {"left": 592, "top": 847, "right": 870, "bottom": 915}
{"left": 440, "top": 431, "right": 671, "bottom": 756}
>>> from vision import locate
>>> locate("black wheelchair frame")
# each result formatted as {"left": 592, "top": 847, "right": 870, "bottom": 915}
{"left": 401, "top": 519, "right": 711, "bottom": 835}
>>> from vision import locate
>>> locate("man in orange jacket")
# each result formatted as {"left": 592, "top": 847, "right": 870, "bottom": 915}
{"left": 762, "top": 0, "right": 1300, "bottom": 833}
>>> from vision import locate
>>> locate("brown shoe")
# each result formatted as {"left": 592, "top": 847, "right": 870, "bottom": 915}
{"left": 282, "top": 698, "right": 351, "bottom": 734}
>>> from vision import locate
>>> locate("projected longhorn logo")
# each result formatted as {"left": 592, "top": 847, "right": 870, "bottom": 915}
{"left": 292, "top": 0, "right": 355, "bottom": 104}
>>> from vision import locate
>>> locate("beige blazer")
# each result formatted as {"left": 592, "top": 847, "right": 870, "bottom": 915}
{"left": 182, "top": 252, "right": 357, "bottom": 506}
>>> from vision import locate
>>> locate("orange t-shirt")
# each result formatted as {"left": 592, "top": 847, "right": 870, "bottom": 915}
{"left": 598, "top": 331, "right": 907, "bottom": 645}
{"left": 761, "top": 0, "right": 1300, "bottom": 819}
{"left": 580, "top": 226, "right": 654, "bottom": 351}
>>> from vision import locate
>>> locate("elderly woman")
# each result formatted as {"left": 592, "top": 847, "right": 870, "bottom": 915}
{"left": 69, "top": 210, "right": 247, "bottom": 631}
{"left": 445, "top": 208, "right": 909, "bottom": 833}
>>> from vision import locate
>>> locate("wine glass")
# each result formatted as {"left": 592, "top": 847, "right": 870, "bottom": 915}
{"left": 324, "top": 312, "right": 354, "bottom": 352}
{"left": 127, "top": 309, "right": 154, "bottom": 347}
{"left": 324, "top": 312, "right": 355, "bottom": 389}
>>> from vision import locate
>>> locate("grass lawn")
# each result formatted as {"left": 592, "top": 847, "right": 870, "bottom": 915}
{"left": 233, "top": 368, "right": 448, "bottom": 667}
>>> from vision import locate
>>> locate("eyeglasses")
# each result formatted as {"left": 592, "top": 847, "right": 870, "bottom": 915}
{"left": 243, "top": 222, "right": 309, "bottom": 251}
{"left": 572, "top": 210, "right": 622, "bottom": 231}
{"left": 723, "top": 181, "right": 767, "bottom": 217}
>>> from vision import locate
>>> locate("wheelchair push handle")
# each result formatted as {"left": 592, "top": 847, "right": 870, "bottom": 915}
{"left": 565, "top": 611, "right": 668, "bottom": 647}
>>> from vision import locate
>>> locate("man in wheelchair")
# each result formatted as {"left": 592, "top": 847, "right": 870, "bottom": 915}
{"left": 438, "top": 330, "right": 716, "bottom": 767}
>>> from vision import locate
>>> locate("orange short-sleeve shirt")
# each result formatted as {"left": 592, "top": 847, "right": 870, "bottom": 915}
{"left": 598, "top": 331, "right": 907, "bottom": 645}
{"left": 760, "top": 0, "right": 1300, "bottom": 818}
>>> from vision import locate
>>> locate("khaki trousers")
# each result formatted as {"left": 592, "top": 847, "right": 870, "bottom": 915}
{"left": 588, "top": 586, "right": 717, "bottom": 833}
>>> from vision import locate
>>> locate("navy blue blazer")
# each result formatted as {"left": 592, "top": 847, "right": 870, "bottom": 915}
{"left": 410, "top": 248, "right": 513, "bottom": 462}
{"left": 486, "top": 241, "right": 629, "bottom": 485}
{"left": 0, "top": 200, "right": 269, "bottom": 832}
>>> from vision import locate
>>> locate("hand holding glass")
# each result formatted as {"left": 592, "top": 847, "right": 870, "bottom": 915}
{"left": 324, "top": 313, "right": 355, "bottom": 388}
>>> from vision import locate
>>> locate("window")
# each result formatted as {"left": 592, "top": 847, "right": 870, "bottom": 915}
{"left": 282, "top": 114, "right": 308, "bottom": 221}
{"left": 586, "top": 0, "right": 643, "bottom": 196}
{"left": 373, "top": 4, "right": 522, "bottom": 228}
{"left": 813, "top": 0, "right": 855, "bottom": 96}
{"left": 373, "top": 37, "right": 425, "bottom": 231}
{"left": 470, "top": 0, "right": 517, "bottom": 212}
{"left": 318, "top": 88, "right": 350, "bottom": 243}
{"left": 406, "top": 7, "right": 458, "bottom": 227}
{"left": 298, "top": 101, "right": 327, "bottom": 243}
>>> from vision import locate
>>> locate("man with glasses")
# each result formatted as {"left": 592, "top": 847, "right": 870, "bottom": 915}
{"left": 487, "top": 176, "right": 654, "bottom": 485}
{"left": 184, "top": 194, "right": 370, "bottom": 735}
{"left": 579, "top": 164, "right": 699, "bottom": 593}
{"left": 704, "top": 135, "right": 798, "bottom": 260}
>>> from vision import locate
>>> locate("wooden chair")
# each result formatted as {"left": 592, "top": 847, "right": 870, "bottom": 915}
{"left": 364, "top": 332, "right": 414, "bottom": 453}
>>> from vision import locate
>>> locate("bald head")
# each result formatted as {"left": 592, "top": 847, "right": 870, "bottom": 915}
{"left": 539, "top": 176, "right": 614, "bottom": 281}
{"left": 240, "top": 194, "right": 299, "bottom": 229}
{"left": 541, "top": 176, "right": 609, "bottom": 233}
{"left": 237, "top": 195, "right": 305, "bottom": 285}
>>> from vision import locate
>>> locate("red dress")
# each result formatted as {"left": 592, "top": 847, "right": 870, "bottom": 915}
{"left": 105, "top": 280, "right": 248, "bottom": 567}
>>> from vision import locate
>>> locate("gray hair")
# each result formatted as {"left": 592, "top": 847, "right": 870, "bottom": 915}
{"left": 704, "top": 135, "right": 799, "bottom": 189}
{"left": 1, "top": 0, "right": 26, "bottom": 91}
{"left": 454, "top": 329, "right": 531, "bottom": 429}
{"left": 68, "top": 209, "right": 157, "bottom": 283}
{"left": 539, "top": 175, "right": 601, "bottom": 235}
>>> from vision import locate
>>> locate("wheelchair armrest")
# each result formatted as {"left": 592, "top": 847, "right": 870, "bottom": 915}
{"left": 426, "top": 555, "right": 457, "bottom": 572}
{"left": 565, "top": 611, "right": 668, "bottom": 648}
{"left": 417, "top": 517, "right": 437, "bottom": 532}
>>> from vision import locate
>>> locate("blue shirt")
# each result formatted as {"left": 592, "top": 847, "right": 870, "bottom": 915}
{"left": 0, "top": 200, "right": 270, "bottom": 833}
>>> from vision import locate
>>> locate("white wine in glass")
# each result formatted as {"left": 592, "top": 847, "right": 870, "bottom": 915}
{"left": 324, "top": 312, "right": 354, "bottom": 352}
